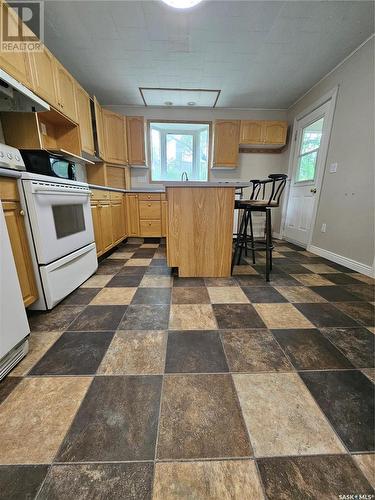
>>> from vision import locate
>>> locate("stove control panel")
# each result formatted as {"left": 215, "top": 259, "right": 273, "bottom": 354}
{"left": 0, "top": 143, "right": 25, "bottom": 171}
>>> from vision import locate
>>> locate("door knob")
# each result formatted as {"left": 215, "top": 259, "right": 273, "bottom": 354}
{"left": 310, "top": 188, "right": 317, "bottom": 193}
{"left": 19, "top": 210, "right": 25, "bottom": 216}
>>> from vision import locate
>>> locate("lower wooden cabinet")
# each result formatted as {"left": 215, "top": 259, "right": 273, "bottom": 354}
{"left": 0, "top": 178, "right": 38, "bottom": 307}
{"left": 111, "top": 201, "right": 125, "bottom": 245}
{"left": 126, "top": 194, "right": 140, "bottom": 236}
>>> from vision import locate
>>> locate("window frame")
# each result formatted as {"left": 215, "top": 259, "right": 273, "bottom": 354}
{"left": 147, "top": 120, "right": 212, "bottom": 183}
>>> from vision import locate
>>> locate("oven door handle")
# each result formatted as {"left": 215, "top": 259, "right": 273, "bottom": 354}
{"left": 32, "top": 184, "right": 90, "bottom": 197}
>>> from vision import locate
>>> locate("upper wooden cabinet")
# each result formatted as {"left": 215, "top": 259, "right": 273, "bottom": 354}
{"left": 54, "top": 61, "right": 78, "bottom": 122}
{"left": 0, "top": 1, "right": 33, "bottom": 88}
{"left": 213, "top": 120, "right": 240, "bottom": 168}
{"left": 240, "top": 120, "right": 288, "bottom": 145}
{"left": 93, "top": 97, "right": 106, "bottom": 160}
{"left": 127, "top": 116, "right": 146, "bottom": 166}
{"left": 30, "top": 47, "right": 58, "bottom": 107}
{"left": 102, "top": 109, "right": 127, "bottom": 165}
{"left": 75, "top": 84, "right": 94, "bottom": 156}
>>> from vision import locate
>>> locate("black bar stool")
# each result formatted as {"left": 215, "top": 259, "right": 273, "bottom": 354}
{"left": 232, "top": 174, "right": 288, "bottom": 281}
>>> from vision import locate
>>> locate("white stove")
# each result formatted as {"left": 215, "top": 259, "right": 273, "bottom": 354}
{"left": 20, "top": 172, "right": 98, "bottom": 310}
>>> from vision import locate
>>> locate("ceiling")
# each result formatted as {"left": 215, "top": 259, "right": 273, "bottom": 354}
{"left": 44, "top": 0, "right": 374, "bottom": 109}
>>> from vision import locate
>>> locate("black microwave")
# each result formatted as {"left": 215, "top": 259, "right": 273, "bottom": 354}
{"left": 20, "top": 150, "right": 76, "bottom": 180}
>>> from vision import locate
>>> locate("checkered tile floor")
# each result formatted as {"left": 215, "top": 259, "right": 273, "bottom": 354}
{"left": 0, "top": 238, "right": 374, "bottom": 499}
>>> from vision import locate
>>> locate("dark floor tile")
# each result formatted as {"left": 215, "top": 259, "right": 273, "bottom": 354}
{"left": 266, "top": 273, "right": 302, "bottom": 286}
{"left": 310, "top": 285, "right": 362, "bottom": 302}
{"left": 321, "top": 327, "right": 375, "bottom": 368}
{"left": 204, "top": 278, "right": 238, "bottom": 287}
{"left": 106, "top": 275, "right": 143, "bottom": 287}
{"left": 172, "top": 287, "right": 210, "bottom": 304}
{"left": 234, "top": 275, "right": 267, "bottom": 286}
{"left": 119, "top": 305, "right": 170, "bottom": 330}
{"left": 324, "top": 273, "right": 366, "bottom": 285}
{"left": 0, "top": 377, "right": 22, "bottom": 405}
{"left": 29, "top": 331, "right": 114, "bottom": 375}
{"left": 326, "top": 261, "right": 358, "bottom": 273}
{"left": 334, "top": 302, "right": 374, "bottom": 326}
{"left": 271, "top": 263, "right": 313, "bottom": 275}
{"left": 131, "top": 288, "right": 171, "bottom": 305}
{"left": 173, "top": 277, "right": 206, "bottom": 287}
{"left": 242, "top": 286, "right": 287, "bottom": 303}
{"left": 116, "top": 266, "right": 147, "bottom": 276}
{"left": 57, "top": 375, "right": 162, "bottom": 461}
{"left": 221, "top": 329, "right": 292, "bottom": 372}
{"left": 96, "top": 260, "right": 126, "bottom": 275}
{"left": 300, "top": 370, "right": 375, "bottom": 452}
{"left": 145, "top": 266, "right": 173, "bottom": 276}
{"left": 28, "top": 305, "right": 85, "bottom": 332}
{"left": 165, "top": 331, "right": 228, "bottom": 373}
{"left": 61, "top": 288, "right": 101, "bottom": 306}
{"left": 257, "top": 455, "right": 373, "bottom": 500}
{"left": 133, "top": 249, "right": 156, "bottom": 258}
{"left": 149, "top": 258, "right": 168, "bottom": 267}
{"left": 345, "top": 284, "right": 375, "bottom": 302}
{"left": 157, "top": 374, "right": 251, "bottom": 459}
{"left": 38, "top": 463, "right": 153, "bottom": 500}
{"left": 68, "top": 305, "right": 126, "bottom": 331}
{"left": 294, "top": 303, "right": 359, "bottom": 327}
{"left": 0, "top": 465, "right": 49, "bottom": 500}
{"left": 272, "top": 328, "right": 354, "bottom": 370}
{"left": 213, "top": 304, "right": 266, "bottom": 329}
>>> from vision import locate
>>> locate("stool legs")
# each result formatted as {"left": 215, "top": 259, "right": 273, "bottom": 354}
{"left": 248, "top": 211, "right": 256, "bottom": 264}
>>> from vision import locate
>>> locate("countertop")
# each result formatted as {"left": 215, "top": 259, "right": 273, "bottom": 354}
{"left": 163, "top": 181, "right": 251, "bottom": 188}
{"left": 88, "top": 184, "right": 165, "bottom": 193}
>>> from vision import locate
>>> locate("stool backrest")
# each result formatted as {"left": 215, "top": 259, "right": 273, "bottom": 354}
{"left": 249, "top": 174, "right": 288, "bottom": 206}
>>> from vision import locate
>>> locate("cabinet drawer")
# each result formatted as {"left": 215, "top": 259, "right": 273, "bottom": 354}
{"left": 91, "top": 189, "right": 110, "bottom": 201}
{"left": 138, "top": 193, "right": 161, "bottom": 201}
{"left": 139, "top": 200, "right": 161, "bottom": 220}
{"left": 140, "top": 220, "right": 161, "bottom": 236}
{"left": 161, "top": 193, "right": 166, "bottom": 201}
{"left": 0, "top": 178, "right": 19, "bottom": 201}
{"left": 109, "top": 191, "right": 123, "bottom": 201}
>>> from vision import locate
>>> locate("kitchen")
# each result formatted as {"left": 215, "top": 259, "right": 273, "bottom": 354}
{"left": 0, "top": 0, "right": 374, "bottom": 498}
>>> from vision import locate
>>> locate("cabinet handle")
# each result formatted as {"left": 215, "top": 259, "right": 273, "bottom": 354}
{"left": 148, "top": 203, "right": 151, "bottom": 207}
{"left": 148, "top": 222, "right": 152, "bottom": 226}
{"left": 19, "top": 209, "right": 25, "bottom": 216}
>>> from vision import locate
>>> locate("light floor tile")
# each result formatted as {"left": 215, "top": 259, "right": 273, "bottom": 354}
{"left": 302, "top": 264, "right": 341, "bottom": 274}
{"left": 9, "top": 332, "right": 62, "bottom": 376}
{"left": 353, "top": 454, "right": 375, "bottom": 487}
{"left": 0, "top": 377, "right": 91, "bottom": 464}
{"left": 140, "top": 276, "right": 173, "bottom": 288}
{"left": 232, "top": 265, "right": 258, "bottom": 275}
{"left": 89, "top": 287, "right": 137, "bottom": 305}
{"left": 169, "top": 305, "right": 217, "bottom": 330}
{"left": 141, "top": 243, "right": 159, "bottom": 248}
{"left": 233, "top": 373, "right": 345, "bottom": 457}
{"left": 80, "top": 275, "right": 113, "bottom": 288}
{"left": 207, "top": 287, "right": 249, "bottom": 304}
{"left": 98, "top": 330, "right": 167, "bottom": 375}
{"left": 291, "top": 274, "right": 335, "bottom": 286}
{"left": 275, "top": 286, "right": 327, "bottom": 303}
{"left": 107, "top": 252, "right": 134, "bottom": 260}
{"left": 254, "top": 303, "right": 314, "bottom": 329}
{"left": 124, "top": 259, "right": 152, "bottom": 267}
{"left": 153, "top": 460, "right": 264, "bottom": 500}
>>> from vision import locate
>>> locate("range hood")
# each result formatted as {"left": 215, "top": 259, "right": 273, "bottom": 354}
{"left": 0, "top": 68, "right": 50, "bottom": 112}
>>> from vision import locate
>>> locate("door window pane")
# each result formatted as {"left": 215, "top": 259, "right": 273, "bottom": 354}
{"left": 296, "top": 117, "right": 324, "bottom": 183}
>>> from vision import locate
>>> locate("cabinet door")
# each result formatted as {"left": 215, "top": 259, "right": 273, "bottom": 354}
{"left": 213, "top": 120, "right": 240, "bottom": 168}
{"left": 75, "top": 84, "right": 95, "bottom": 155}
{"left": 126, "top": 194, "right": 140, "bottom": 236}
{"left": 30, "top": 47, "right": 58, "bottom": 106}
{"left": 99, "top": 202, "right": 113, "bottom": 252}
{"left": 239, "top": 121, "right": 263, "bottom": 144}
{"left": 0, "top": 2, "right": 33, "bottom": 87}
{"left": 111, "top": 202, "right": 125, "bottom": 244}
{"left": 161, "top": 200, "right": 168, "bottom": 237}
{"left": 91, "top": 201, "right": 103, "bottom": 256}
{"left": 55, "top": 62, "right": 77, "bottom": 122}
{"left": 127, "top": 116, "right": 145, "bottom": 165}
{"left": 3, "top": 201, "right": 38, "bottom": 307}
{"left": 93, "top": 97, "right": 106, "bottom": 160}
{"left": 103, "top": 110, "right": 126, "bottom": 164}
{"left": 263, "top": 121, "right": 288, "bottom": 145}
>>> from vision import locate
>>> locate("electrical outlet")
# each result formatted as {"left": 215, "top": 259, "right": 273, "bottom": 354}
{"left": 321, "top": 223, "right": 327, "bottom": 233}
{"left": 329, "top": 162, "right": 338, "bottom": 173}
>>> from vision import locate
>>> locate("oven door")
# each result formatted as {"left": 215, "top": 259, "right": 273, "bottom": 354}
{"left": 23, "top": 180, "right": 94, "bottom": 265}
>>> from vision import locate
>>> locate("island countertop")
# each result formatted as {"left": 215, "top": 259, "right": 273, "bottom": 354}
{"left": 164, "top": 181, "right": 250, "bottom": 188}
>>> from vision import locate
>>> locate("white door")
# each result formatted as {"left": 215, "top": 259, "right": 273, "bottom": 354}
{"left": 284, "top": 101, "right": 330, "bottom": 246}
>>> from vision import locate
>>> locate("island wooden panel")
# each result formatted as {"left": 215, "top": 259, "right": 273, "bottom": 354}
{"left": 167, "top": 187, "right": 235, "bottom": 277}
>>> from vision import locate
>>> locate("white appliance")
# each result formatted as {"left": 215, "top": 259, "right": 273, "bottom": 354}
{"left": 0, "top": 200, "right": 29, "bottom": 380}
{"left": 20, "top": 172, "right": 98, "bottom": 310}
{"left": 0, "top": 68, "right": 50, "bottom": 112}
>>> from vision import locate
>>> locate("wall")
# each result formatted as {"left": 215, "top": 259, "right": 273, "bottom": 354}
{"left": 108, "top": 105, "right": 289, "bottom": 233}
{"left": 287, "top": 36, "right": 374, "bottom": 268}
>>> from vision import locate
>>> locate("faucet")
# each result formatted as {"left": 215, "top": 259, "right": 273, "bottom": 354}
{"left": 181, "top": 171, "right": 189, "bottom": 181}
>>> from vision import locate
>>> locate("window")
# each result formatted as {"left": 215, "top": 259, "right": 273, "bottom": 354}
{"left": 150, "top": 122, "right": 209, "bottom": 181}
{"left": 295, "top": 117, "right": 324, "bottom": 183}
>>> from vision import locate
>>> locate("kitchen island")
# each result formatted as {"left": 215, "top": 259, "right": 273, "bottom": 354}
{"left": 165, "top": 181, "right": 250, "bottom": 277}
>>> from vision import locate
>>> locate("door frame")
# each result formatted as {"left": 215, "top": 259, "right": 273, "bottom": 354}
{"left": 280, "top": 85, "right": 339, "bottom": 247}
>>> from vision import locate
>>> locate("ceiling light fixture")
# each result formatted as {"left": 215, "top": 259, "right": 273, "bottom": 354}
{"left": 187, "top": 101, "right": 196, "bottom": 106}
{"left": 161, "top": 0, "right": 203, "bottom": 9}
{"left": 164, "top": 101, "right": 173, "bottom": 106}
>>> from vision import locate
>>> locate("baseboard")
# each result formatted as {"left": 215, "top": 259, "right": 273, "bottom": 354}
{"left": 308, "top": 244, "right": 374, "bottom": 277}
